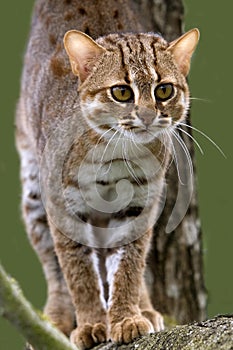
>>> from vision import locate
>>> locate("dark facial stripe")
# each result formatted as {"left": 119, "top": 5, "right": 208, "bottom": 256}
{"left": 150, "top": 41, "right": 157, "bottom": 66}
{"left": 117, "top": 42, "right": 126, "bottom": 68}
{"left": 126, "top": 40, "right": 133, "bottom": 54}
{"left": 117, "top": 41, "right": 131, "bottom": 83}
{"left": 137, "top": 34, "right": 145, "bottom": 54}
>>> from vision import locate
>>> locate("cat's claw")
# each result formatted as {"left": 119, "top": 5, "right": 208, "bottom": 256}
{"left": 110, "top": 315, "right": 154, "bottom": 344}
{"left": 70, "top": 323, "right": 107, "bottom": 350}
{"left": 142, "top": 309, "right": 165, "bottom": 331}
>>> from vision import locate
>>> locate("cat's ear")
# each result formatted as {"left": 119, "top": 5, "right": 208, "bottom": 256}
{"left": 167, "top": 28, "right": 200, "bottom": 77}
{"left": 64, "top": 30, "right": 106, "bottom": 82}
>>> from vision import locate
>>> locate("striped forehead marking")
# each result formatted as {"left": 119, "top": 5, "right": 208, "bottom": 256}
{"left": 111, "top": 35, "right": 161, "bottom": 83}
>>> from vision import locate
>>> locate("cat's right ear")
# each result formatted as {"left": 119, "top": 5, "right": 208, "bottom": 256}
{"left": 64, "top": 30, "right": 106, "bottom": 82}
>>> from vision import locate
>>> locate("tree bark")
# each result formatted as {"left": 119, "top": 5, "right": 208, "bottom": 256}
{"left": 94, "top": 315, "right": 233, "bottom": 350}
{"left": 130, "top": 0, "right": 207, "bottom": 324}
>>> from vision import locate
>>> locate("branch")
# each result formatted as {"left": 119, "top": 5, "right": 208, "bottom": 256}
{"left": 94, "top": 315, "right": 233, "bottom": 350}
{"left": 0, "top": 262, "right": 232, "bottom": 350}
{"left": 0, "top": 263, "right": 78, "bottom": 350}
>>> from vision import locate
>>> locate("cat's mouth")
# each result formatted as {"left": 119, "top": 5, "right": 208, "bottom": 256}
{"left": 95, "top": 116, "right": 173, "bottom": 143}
{"left": 114, "top": 125, "right": 161, "bottom": 144}
{"left": 119, "top": 116, "right": 172, "bottom": 132}
{"left": 118, "top": 116, "right": 173, "bottom": 143}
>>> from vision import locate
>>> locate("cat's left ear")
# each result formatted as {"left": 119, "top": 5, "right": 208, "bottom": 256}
{"left": 64, "top": 30, "right": 106, "bottom": 82}
{"left": 167, "top": 28, "right": 200, "bottom": 77}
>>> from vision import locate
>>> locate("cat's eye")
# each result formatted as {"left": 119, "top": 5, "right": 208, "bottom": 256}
{"left": 111, "top": 85, "right": 134, "bottom": 103}
{"left": 155, "top": 83, "right": 174, "bottom": 101}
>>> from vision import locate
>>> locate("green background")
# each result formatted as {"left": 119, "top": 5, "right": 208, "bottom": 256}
{"left": 0, "top": 1, "right": 232, "bottom": 348}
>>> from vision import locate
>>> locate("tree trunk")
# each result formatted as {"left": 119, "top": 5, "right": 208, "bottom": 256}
{"left": 129, "top": 0, "right": 207, "bottom": 324}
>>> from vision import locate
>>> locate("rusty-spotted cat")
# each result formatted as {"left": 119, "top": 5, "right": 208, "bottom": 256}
{"left": 16, "top": 1, "right": 199, "bottom": 349}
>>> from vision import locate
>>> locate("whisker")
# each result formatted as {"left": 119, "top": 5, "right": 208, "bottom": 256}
{"left": 144, "top": 128, "right": 169, "bottom": 170}
{"left": 122, "top": 136, "right": 142, "bottom": 186}
{"left": 100, "top": 129, "right": 118, "bottom": 164}
{"left": 176, "top": 126, "right": 204, "bottom": 155}
{"left": 165, "top": 130, "right": 184, "bottom": 184}
{"left": 92, "top": 126, "right": 115, "bottom": 165}
{"left": 127, "top": 134, "right": 152, "bottom": 202}
{"left": 165, "top": 129, "right": 192, "bottom": 185}
{"left": 159, "top": 130, "right": 172, "bottom": 169}
{"left": 95, "top": 126, "right": 115, "bottom": 146}
{"left": 129, "top": 130, "right": 143, "bottom": 155}
{"left": 128, "top": 131, "right": 147, "bottom": 163}
{"left": 171, "top": 128, "right": 193, "bottom": 178}
{"left": 189, "top": 97, "right": 211, "bottom": 103}
{"left": 178, "top": 122, "right": 226, "bottom": 158}
{"left": 95, "top": 129, "right": 119, "bottom": 175}
{"left": 103, "top": 130, "right": 123, "bottom": 176}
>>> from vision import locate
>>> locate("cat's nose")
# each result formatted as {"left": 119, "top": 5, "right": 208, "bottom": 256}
{"left": 136, "top": 107, "right": 156, "bottom": 127}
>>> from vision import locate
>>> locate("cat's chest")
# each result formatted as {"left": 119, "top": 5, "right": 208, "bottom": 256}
{"left": 63, "top": 139, "right": 164, "bottom": 217}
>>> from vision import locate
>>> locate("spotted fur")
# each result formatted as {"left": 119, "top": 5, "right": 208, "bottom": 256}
{"left": 16, "top": 1, "right": 199, "bottom": 349}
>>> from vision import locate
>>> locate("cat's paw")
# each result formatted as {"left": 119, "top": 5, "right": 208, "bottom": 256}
{"left": 110, "top": 315, "right": 154, "bottom": 344}
{"left": 70, "top": 323, "right": 107, "bottom": 350}
{"left": 141, "top": 309, "right": 164, "bottom": 331}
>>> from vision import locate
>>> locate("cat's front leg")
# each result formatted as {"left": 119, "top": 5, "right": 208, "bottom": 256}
{"left": 107, "top": 230, "right": 163, "bottom": 345}
{"left": 139, "top": 279, "right": 164, "bottom": 331}
{"left": 51, "top": 225, "right": 107, "bottom": 350}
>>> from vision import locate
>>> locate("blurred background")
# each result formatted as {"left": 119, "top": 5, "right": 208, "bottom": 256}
{"left": 0, "top": 1, "right": 232, "bottom": 348}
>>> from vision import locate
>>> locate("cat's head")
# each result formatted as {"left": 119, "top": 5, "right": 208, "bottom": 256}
{"left": 64, "top": 29, "right": 199, "bottom": 143}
